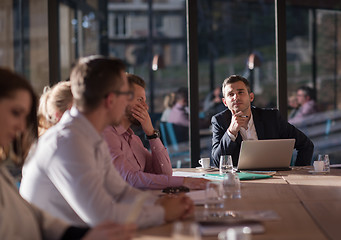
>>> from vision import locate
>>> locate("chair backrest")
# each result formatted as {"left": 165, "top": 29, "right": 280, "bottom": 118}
{"left": 160, "top": 122, "right": 190, "bottom": 168}
{"left": 159, "top": 122, "right": 189, "bottom": 151}
{"left": 170, "top": 123, "right": 189, "bottom": 143}
{"left": 160, "top": 122, "right": 170, "bottom": 148}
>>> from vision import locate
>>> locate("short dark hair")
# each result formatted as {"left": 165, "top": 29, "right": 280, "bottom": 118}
{"left": 70, "top": 56, "right": 126, "bottom": 112}
{"left": 175, "top": 87, "right": 188, "bottom": 103}
{"left": 126, "top": 73, "right": 146, "bottom": 89}
{"left": 0, "top": 67, "right": 38, "bottom": 164}
{"left": 222, "top": 75, "right": 251, "bottom": 96}
{"left": 298, "top": 86, "right": 315, "bottom": 100}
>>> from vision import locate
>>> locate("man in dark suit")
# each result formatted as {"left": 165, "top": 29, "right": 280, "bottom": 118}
{"left": 211, "top": 75, "right": 314, "bottom": 167}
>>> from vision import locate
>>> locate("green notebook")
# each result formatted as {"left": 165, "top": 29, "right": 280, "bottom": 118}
{"left": 205, "top": 172, "right": 272, "bottom": 180}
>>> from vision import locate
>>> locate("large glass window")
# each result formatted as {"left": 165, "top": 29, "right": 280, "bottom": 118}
{"left": 3, "top": 0, "right": 341, "bottom": 167}
{"left": 0, "top": 0, "right": 16, "bottom": 70}
{"left": 60, "top": 3, "right": 76, "bottom": 81}
{"left": 0, "top": 0, "right": 104, "bottom": 93}
{"left": 108, "top": 0, "right": 189, "bottom": 167}
{"left": 197, "top": 0, "right": 276, "bottom": 162}
{"left": 59, "top": 1, "right": 101, "bottom": 81}
{"left": 286, "top": 3, "right": 341, "bottom": 164}
{"left": 0, "top": 0, "right": 49, "bottom": 93}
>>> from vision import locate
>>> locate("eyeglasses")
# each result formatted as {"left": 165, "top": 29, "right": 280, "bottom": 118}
{"left": 105, "top": 90, "right": 134, "bottom": 100}
{"left": 110, "top": 90, "right": 134, "bottom": 100}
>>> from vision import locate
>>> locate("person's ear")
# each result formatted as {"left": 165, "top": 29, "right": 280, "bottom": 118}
{"left": 67, "top": 103, "right": 73, "bottom": 110}
{"left": 104, "top": 93, "right": 114, "bottom": 108}
{"left": 249, "top": 92, "right": 255, "bottom": 103}
{"left": 54, "top": 111, "right": 62, "bottom": 122}
{"left": 222, "top": 98, "right": 228, "bottom": 107}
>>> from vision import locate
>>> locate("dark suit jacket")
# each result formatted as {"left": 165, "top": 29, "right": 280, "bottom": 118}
{"left": 211, "top": 107, "right": 314, "bottom": 167}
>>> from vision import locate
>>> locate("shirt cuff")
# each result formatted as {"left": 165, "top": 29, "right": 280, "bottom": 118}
{"left": 149, "top": 138, "right": 166, "bottom": 151}
{"left": 227, "top": 129, "right": 237, "bottom": 142}
{"left": 168, "top": 176, "right": 185, "bottom": 187}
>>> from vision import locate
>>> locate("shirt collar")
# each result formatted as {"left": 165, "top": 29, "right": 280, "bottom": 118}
{"left": 248, "top": 112, "right": 254, "bottom": 129}
{"left": 240, "top": 112, "right": 254, "bottom": 132}
{"left": 67, "top": 106, "right": 103, "bottom": 144}
{"left": 113, "top": 125, "right": 134, "bottom": 136}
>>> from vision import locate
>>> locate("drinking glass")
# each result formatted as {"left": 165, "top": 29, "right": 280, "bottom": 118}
{"left": 204, "top": 181, "right": 225, "bottom": 218}
{"left": 218, "top": 227, "right": 252, "bottom": 240}
{"left": 318, "top": 154, "right": 330, "bottom": 173}
{"left": 313, "top": 161, "right": 324, "bottom": 172}
{"left": 220, "top": 155, "right": 234, "bottom": 175}
{"left": 172, "top": 222, "right": 202, "bottom": 240}
{"left": 223, "top": 172, "right": 241, "bottom": 199}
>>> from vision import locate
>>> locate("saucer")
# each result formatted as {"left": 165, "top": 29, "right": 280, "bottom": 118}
{"left": 196, "top": 166, "right": 218, "bottom": 172}
{"left": 308, "top": 170, "right": 329, "bottom": 175}
{"left": 196, "top": 166, "right": 212, "bottom": 170}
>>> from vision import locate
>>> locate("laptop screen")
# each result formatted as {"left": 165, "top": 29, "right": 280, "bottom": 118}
{"left": 237, "top": 139, "right": 295, "bottom": 171}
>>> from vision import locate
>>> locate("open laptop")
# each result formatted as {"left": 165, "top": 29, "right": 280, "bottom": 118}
{"left": 237, "top": 139, "right": 296, "bottom": 171}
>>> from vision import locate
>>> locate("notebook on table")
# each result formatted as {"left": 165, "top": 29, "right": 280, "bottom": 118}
{"left": 237, "top": 139, "right": 295, "bottom": 171}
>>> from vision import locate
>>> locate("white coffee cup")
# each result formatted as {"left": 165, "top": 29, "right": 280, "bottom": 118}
{"left": 199, "top": 158, "right": 210, "bottom": 169}
{"left": 313, "top": 161, "right": 324, "bottom": 172}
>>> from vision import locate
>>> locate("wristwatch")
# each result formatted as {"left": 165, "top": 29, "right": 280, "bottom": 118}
{"left": 146, "top": 129, "right": 161, "bottom": 140}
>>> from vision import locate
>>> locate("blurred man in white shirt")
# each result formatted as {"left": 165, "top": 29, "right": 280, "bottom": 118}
{"left": 20, "top": 56, "right": 193, "bottom": 229}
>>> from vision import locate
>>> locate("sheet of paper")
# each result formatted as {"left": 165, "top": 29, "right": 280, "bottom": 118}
{"left": 199, "top": 222, "right": 265, "bottom": 236}
{"left": 172, "top": 171, "right": 206, "bottom": 178}
{"left": 241, "top": 170, "right": 277, "bottom": 176}
{"left": 196, "top": 209, "right": 280, "bottom": 222}
{"left": 186, "top": 189, "right": 224, "bottom": 205}
{"left": 238, "top": 210, "right": 280, "bottom": 221}
{"left": 330, "top": 164, "right": 341, "bottom": 168}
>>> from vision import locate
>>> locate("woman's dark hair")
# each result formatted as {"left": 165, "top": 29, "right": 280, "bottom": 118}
{"left": 0, "top": 68, "right": 38, "bottom": 165}
{"left": 298, "top": 86, "right": 315, "bottom": 101}
{"left": 175, "top": 87, "right": 188, "bottom": 103}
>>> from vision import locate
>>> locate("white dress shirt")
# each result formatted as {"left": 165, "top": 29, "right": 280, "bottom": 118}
{"left": 227, "top": 113, "right": 258, "bottom": 141}
{"left": 0, "top": 164, "right": 69, "bottom": 240}
{"left": 20, "top": 107, "right": 164, "bottom": 228}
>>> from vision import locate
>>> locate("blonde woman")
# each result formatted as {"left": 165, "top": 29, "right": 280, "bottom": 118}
{"left": 160, "top": 92, "right": 175, "bottom": 122}
{"left": 38, "top": 81, "right": 73, "bottom": 135}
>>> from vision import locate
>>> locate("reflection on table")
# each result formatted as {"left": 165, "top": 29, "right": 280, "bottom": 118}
{"left": 134, "top": 167, "right": 341, "bottom": 240}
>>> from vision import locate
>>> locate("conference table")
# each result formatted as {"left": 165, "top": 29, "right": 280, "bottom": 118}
{"left": 133, "top": 167, "right": 341, "bottom": 240}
